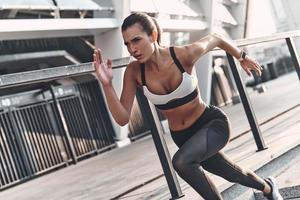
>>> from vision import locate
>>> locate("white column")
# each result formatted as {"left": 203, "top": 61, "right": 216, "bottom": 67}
{"left": 230, "top": 0, "right": 248, "bottom": 39}
{"left": 94, "top": 0, "right": 131, "bottom": 148}
{"left": 193, "top": 51, "right": 214, "bottom": 104}
{"left": 189, "top": 0, "right": 214, "bottom": 104}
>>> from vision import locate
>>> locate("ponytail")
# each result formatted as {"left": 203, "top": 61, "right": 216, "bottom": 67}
{"left": 151, "top": 17, "right": 162, "bottom": 45}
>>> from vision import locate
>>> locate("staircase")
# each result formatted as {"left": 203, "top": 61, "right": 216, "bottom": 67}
{"left": 221, "top": 144, "right": 300, "bottom": 200}
{"left": 254, "top": 185, "right": 300, "bottom": 199}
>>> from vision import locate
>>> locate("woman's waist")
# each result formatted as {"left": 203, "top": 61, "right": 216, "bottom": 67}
{"left": 166, "top": 102, "right": 207, "bottom": 131}
{"left": 169, "top": 104, "right": 228, "bottom": 133}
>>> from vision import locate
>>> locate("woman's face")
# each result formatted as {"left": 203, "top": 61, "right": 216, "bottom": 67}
{"left": 122, "top": 23, "right": 155, "bottom": 63}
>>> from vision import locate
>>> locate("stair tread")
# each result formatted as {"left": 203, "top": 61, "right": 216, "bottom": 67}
{"left": 254, "top": 185, "right": 300, "bottom": 199}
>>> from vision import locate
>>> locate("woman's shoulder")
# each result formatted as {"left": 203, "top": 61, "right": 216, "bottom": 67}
{"left": 125, "top": 61, "right": 143, "bottom": 86}
{"left": 172, "top": 45, "right": 194, "bottom": 68}
{"left": 126, "top": 60, "right": 141, "bottom": 74}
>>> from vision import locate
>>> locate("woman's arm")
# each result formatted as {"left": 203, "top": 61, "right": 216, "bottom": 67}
{"left": 93, "top": 49, "right": 137, "bottom": 126}
{"left": 184, "top": 33, "right": 262, "bottom": 76}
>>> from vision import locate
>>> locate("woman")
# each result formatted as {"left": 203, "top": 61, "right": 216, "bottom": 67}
{"left": 93, "top": 12, "right": 282, "bottom": 200}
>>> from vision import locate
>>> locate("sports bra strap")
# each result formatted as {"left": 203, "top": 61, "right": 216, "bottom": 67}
{"left": 170, "top": 46, "right": 185, "bottom": 73}
{"left": 140, "top": 63, "right": 146, "bottom": 85}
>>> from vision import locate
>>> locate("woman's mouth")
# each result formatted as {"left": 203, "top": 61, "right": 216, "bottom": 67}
{"left": 135, "top": 55, "right": 142, "bottom": 60}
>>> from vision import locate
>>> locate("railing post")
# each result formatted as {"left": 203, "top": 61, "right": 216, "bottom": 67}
{"left": 8, "top": 108, "right": 33, "bottom": 176}
{"left": 137, "top": 89, "right": 184, "bottom": 200}
{"left": 286, "top": 37, "right": 300, "bottom": 81}
{"left": 77, "top": 92, "right": 98, "bottom": 154}
{"left": 49, "top": 85, "right": 78, "bottom": 164}
{"left": 226, "top": 53, "right": 267, "bottom": 151}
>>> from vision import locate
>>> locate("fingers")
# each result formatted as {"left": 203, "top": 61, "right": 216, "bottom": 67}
{"left": 242, "top": 58, "right": 263, "bottom": 76}
{"left": 257, "top": 62, "right": 263, "bottom": 71}
{"left": 254, "top": 62, "right": 262, "bottom": 72}
{"left": 247, "top": 58, "right": 260, "bottom": 70}
{"left": 93, "top": 48, "right": 113, "bottom": 74}
{"left": 93, "top": 53, "right": 97, "bottom": 67}
{"left": 249, "top": 63, "right": 262, "bottom": 76}
{"left": 245, "top": 68, "right": 252, "bottom": 76}
{"left": 251, "top": 62, "right": 260, "bottom": 71}
{"left": 107, "top": 59, "right": 112, "bottom": 68}
{"left": 241, "top": 55, "right": 264, "bottom": 77}
{"left": 247, "top": 66, "right": 260, "bottom": 76}
{"left": 97, "top": 48, "right": 103, "bottom": 63}
{"left": 241, "top": 63, "right": 254, "bottom": 76}
{"left": 252, "top": 61, "right": 263, "bottom": 76}
{"left": 93, "top": 49, "right": 99, "bottom": 68}
{"left": 93, "top": 48, "right": 103, "bottom": 64}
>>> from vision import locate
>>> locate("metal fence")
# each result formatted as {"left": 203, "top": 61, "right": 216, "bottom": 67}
{"left": 0, "top": 81, "right": 115, "bottom": 190}
{"left": 0, "top": 101, "right": 69, "bottom": 188}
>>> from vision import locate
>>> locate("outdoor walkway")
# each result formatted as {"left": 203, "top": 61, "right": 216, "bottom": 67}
{"left": 0, "top": 72, "right": 300, "bottom": 200}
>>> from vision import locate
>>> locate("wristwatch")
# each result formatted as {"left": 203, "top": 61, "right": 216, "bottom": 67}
{"left": 238, "top": 50, "right": 247, "bottom": 62}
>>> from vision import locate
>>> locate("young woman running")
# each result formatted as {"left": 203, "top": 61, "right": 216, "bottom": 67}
{"left": 93, "top": 12, "right": 283, "bottom": 200}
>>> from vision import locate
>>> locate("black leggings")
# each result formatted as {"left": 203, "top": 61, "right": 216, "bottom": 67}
{"left": 170, "top": 105, "right": 265, "bottom": 200}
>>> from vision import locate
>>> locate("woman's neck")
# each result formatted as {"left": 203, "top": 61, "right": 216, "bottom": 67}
{"left": 146, "top": 44, "right": 168, "bottom": 72}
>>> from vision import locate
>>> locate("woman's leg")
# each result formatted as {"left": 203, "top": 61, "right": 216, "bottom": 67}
{"left": 201, "top": 151, "right": 285, "bottom": 199}
{"left": 201, "top": 152, "right": 266, "bottom": 191}
{"left": 172, "top": 119, "right": 229, "bottom": 200}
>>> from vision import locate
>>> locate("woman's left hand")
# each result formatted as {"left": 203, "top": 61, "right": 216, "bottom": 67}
{"left": 240, "top": 55, "right": 263, "bottom": 77}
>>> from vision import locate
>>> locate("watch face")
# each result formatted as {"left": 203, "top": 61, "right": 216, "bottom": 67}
{"left": 242, "top": 51, "right": 247, "bottom": 59}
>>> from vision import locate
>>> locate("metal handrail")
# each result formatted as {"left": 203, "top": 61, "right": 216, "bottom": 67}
{"left": 235, "top": 30, "right": 300, "bottom": 46}
{"left": 1, "top": 30, "right": 300, "bottom": 90}
{"left": 0, "top": 57, "right": 130, "bottom": 89}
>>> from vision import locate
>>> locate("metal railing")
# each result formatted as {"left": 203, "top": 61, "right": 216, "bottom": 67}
{"left": 225, "top": 32, "right": 300, "bottom": 152}
{"left": 0, "top": 30, "right": 300, "bottom": 198}
{"left": 0, "top": 81, "right": 116, "bottom": 190}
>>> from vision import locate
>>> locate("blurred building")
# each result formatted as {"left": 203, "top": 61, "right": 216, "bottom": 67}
{"left": 0, "top": 0, "right": 248, "bottom": 148}
{"left": 269, "top": 0, "right": 300, "bottom": 51}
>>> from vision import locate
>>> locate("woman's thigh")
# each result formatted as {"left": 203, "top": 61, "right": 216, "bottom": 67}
{"left": 173, "top": 119, "right": 230, "bottom": 164}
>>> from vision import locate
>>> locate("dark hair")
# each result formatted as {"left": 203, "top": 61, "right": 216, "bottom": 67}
{"left": 121, "top": 12, "right": 162, "bottom": 45}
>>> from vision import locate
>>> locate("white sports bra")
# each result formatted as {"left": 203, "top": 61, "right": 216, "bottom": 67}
{"left": 140, "top": 47, "right": 199, "bottom": 110}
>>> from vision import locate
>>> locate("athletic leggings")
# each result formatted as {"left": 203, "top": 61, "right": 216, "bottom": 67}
{"left": 170, "top": 105, "right": 265, "bottom": 200}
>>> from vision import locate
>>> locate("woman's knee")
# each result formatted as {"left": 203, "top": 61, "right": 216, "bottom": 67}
{"left": 172, "top": 151, "right": 190, "bottom": 173}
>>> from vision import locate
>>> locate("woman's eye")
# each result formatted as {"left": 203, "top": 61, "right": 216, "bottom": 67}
{"left": 133, "top": 38, "right": 140, "bottom": 43}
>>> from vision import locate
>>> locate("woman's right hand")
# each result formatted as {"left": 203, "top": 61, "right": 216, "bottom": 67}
{"left": 93, "top": 48, "right": 113, "bottom": 86}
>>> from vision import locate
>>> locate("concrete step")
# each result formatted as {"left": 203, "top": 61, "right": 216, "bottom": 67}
{"left": 254, "top": 185, "right": 300, "bottom": 200}
{"left": 221, "top": 144, "right": 300, "bottom": 200}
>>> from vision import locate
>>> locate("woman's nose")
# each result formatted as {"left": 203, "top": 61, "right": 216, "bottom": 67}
{"left": 129, "top": 45, "right": 137, "bottom": 54}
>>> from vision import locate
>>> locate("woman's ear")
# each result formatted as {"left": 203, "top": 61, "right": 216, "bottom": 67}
{"left": 151, "top": 30, "right": 158, "bottom": 43}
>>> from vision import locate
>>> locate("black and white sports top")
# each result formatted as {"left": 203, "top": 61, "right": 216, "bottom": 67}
{"left": 141, "top": 47, "right": 198, "bottom": 110}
